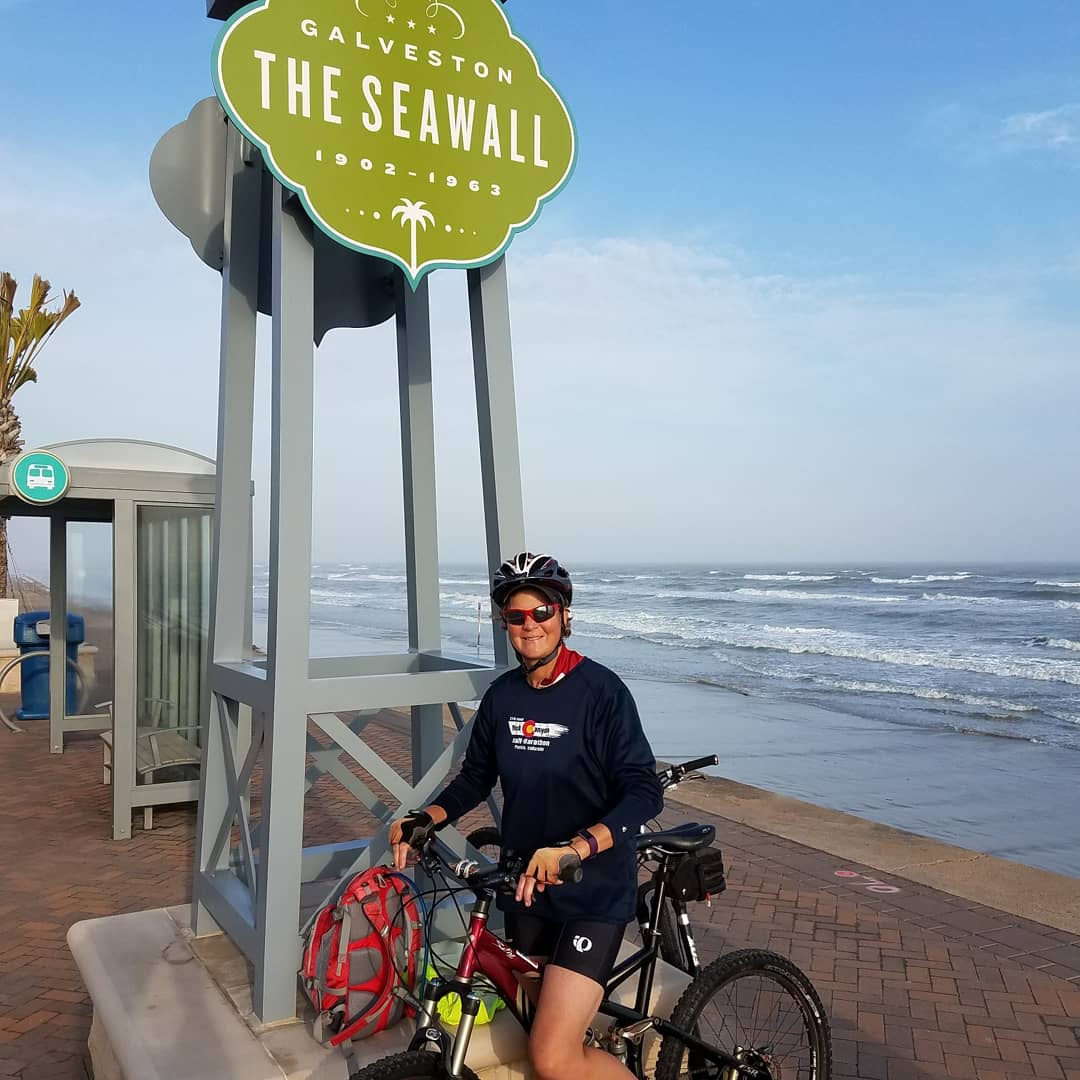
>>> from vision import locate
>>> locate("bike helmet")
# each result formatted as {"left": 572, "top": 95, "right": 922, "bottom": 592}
{"left": 491, "top": 552, "right": 573, "bottom": 609}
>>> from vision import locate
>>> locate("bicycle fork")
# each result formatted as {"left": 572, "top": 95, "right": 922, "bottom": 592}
{"left": 412, "top": 977, "right": 484, "bottom": 1079}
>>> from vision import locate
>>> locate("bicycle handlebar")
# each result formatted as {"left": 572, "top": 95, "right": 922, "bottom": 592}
{"left": 419, "top": 843, "right": 582, "bottom": 894}
{"left": 658, "top": 753, "right": 718, "bottom": 788}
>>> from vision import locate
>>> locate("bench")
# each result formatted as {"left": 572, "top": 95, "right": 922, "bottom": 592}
{"left": 100, "top": 716, "right": 201, "bottom": 830}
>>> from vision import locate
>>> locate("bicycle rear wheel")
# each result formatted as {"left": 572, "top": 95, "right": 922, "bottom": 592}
{"left": 349, "top": 1050, "right": 479, "bottom": 1080}
{"left": 655, "top": 949, "right": 831, "bottom": 1080}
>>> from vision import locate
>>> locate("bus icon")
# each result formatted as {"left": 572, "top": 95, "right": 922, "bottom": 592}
{"left": 27, "top": 464, "right": 56, "bottom": 491}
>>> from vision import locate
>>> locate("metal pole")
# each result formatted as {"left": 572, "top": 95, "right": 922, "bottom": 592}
{"left": 253, "top": 186, "right": 316, "bottom": 1023}
{"left": 396, "top": 273, "right": 443, "bottom": 782}
{"left": 468, "top": 257, "right": 526, "bottom": 666}
{"left": 193, "top": 123, "right": 261, "bottom": 933}
{"left": 48, "top": 515, "right": 67, "bottom": 754}
{"left": 112, "top": 500, "right": 137, "bottom": 840}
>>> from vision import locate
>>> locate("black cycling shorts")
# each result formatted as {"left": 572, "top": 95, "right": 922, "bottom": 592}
{"left": 505, "top": 911, "right": 624, "bottom": 988}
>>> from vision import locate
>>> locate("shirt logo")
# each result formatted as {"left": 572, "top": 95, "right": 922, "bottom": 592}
{"left": 509, "top": 719, "right": 569, "bottom": 740}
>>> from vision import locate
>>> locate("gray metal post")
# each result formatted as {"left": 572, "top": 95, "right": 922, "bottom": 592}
{"left": 396, "top": 274, "right": 443, "bottom": 781}
{"left": 48, "top": 515, "right": 68, "bottom": 754}
{"left": 253, "top": 186, "right": 316, "bottom": 1022}
{"left": 468, "top": 257, "right": 526, "bottom": 664}
{"left": 193, "top": 124, "right": 261, "bottom": 934}
{"left": 112, "top": 500, "right": 138, "bottom": 840}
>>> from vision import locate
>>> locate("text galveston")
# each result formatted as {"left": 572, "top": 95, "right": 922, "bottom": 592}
{"left": 248, "top": 20, "right": 550, "bottom": 167}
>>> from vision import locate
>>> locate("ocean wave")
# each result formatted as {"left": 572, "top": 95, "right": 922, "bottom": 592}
{"left": 872, "top": 573, "right": 972, "bottom": 584}
{"left": 952, "top": 726, "right": 1039, "bottom": 744}
{"left": 735, "top": 588, "right": 904, "bottom": 604}
{"left": 691, "top": 676, "right": 751, "bottom": 696}
{"left": 743, "top": 574, "right": 837, "bottom": 583}
{"left": 708, "top": 624, "right": 1080, "bottom": 685}
{"left": 1036, "top": 580, "right": 1080, "bottom": 588}
{"left": 1055, "top": 600, "right": 1080, "bottom": 611}
{"left": 922, "top": 593, "right": 1008, "bottom": 605}
{"left": 1047, "top": 638, "right": 1080, "bottom": 653}
{"left": 802, "top": 676, "right": 1039, "bottom": 713}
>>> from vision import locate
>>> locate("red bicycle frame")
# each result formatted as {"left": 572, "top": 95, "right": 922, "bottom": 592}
{"left": 455, "top": 902, "right": 539, "bottom": 1016}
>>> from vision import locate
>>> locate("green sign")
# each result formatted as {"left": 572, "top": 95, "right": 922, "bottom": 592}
{"left": 9, "top": 450, "right": 70, "bottom": 506}
{"left": 214, "top": 0, "right": 576, "bottom": 286}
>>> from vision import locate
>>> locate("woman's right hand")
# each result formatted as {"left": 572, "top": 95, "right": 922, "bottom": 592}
{"left": 389, "top": 810, "right": 436, "bottom": 871}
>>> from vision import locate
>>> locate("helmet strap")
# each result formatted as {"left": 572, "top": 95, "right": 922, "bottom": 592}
{"left": 517, "top": 639, "right": 564, "bottom": 675}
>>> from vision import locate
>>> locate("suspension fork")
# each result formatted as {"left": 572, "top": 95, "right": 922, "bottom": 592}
{"left": 411, "top": 895, "right": 494, "bottom": 1078}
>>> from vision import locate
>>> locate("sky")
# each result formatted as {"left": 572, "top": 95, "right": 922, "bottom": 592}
{"left": 3, "top": 0, "right": 1079, "bottom": 566}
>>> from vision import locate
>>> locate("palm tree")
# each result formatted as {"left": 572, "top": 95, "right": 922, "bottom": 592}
{"left": 391, "top": 199, "right": 435, "bottom": 275}
{"left": 0, "top": 272, "right": 81, "bottom": 596}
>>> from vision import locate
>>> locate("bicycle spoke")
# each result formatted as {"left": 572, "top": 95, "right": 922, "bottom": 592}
{"left": 677, "top": 971, "right": 818, "bottom": 1079}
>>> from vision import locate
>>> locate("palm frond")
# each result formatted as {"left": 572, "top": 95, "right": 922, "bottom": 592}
{"left": 0, "top": 273, "right": 80, "bottom": 403}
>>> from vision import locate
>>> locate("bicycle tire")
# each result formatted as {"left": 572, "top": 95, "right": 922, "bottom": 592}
{"left": 465, "top": 826, "right": 502, "bottom": 861}
{"left": 348, "top": 1050, "right": 480, "bottom": 1080}
{"left": 637, "top": 881, "right": 693, "bottom": 974}
{"left": 654, "top": 948, "right": 832, "bottom": 1080}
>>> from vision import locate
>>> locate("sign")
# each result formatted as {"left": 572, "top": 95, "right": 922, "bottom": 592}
{"left": 9, "top": 450, "right": 71, "bottom": 506}
{"left": 214, "top": 0, "right": 576, "bottom": 286}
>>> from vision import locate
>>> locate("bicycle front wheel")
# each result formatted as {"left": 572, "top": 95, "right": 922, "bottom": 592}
{"left": 655, "top": 949, "right": 831, "bottom": 1080}
{"left": 349, "top": 1050, "right": 480, "bottom": 1080}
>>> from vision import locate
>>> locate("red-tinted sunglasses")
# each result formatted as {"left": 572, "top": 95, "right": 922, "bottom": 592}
{"left": 501, "top": 602, "right": 561, "bottom": 626}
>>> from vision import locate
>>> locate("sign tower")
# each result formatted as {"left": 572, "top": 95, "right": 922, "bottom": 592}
{"left": 163, "top": 0, "right": 576, "bottom": 1023}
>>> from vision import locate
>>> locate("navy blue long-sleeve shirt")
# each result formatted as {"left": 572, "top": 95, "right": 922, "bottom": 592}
{"left": 435, "top": 657, "right": 663, "bottom": 923}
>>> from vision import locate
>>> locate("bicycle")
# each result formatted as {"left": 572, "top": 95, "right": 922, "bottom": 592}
{"left": 464, "top": 754, "right": 720, "bottom": 977}
{"left": 350, "top": 823, "right": 831, "bottom": 1080}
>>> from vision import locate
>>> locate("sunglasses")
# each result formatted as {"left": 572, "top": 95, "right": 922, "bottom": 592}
{"left": 501, "top": 602, "right": 561, "bottom": 626}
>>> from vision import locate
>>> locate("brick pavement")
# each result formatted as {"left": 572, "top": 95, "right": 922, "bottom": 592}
{"left": 2, "top": 716, "right": 1079, "bottom": 1079}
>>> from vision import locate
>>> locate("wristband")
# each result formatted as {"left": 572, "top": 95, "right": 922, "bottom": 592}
{"left": 576, "top": 829, "right": 600, "bottom": 859}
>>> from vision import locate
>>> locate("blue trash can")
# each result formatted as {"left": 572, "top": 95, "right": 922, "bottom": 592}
{"left": 14, "top": 611, "right": 84, "bottom": 720}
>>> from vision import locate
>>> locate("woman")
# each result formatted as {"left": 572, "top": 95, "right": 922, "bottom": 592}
{"left": 390, "top": 552, "right": 663, "bottom": 1080}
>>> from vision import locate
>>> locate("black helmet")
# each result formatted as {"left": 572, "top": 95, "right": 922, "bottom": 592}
{"left": 491, "top": 552, "right": 573, "bottom": 608}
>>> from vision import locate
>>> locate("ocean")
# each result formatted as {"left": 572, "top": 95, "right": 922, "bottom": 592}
{"left": 253, "top": 563, "right": 1080, "bottom": 878}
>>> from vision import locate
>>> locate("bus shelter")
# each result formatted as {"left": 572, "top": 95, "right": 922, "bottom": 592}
{"left": 0, "top": 438, "right": 224, "bottom": 839}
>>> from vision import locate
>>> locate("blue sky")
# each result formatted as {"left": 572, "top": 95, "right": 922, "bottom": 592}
{"left": 3, "top": 0, "right": 1079, "bottom": 562}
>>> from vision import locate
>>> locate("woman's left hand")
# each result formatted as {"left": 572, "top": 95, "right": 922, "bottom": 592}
{"left": 515, "top": 846, "right": 570, "bottom": 907}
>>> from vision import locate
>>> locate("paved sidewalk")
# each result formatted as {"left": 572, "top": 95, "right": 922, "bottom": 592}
{"left": 1, "top": 717, "right": 1079, "bottom": 1079}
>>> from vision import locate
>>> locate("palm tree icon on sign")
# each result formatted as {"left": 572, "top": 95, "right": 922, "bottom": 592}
{"left": 392, "top": 199, "right": 435, "bottom": 276}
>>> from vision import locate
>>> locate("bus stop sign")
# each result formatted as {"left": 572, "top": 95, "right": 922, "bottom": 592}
{"left": 10, "top": 450, "right": 71, "bottom": 506}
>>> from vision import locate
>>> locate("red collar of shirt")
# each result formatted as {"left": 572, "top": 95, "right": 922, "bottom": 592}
{"left": 537, "top": 646, "right": 585, "bottom": 688}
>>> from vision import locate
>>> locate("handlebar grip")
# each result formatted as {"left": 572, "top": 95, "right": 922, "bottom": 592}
{"left": 558, "top": 853, "right": 584, "bottom": 884}
{"left": 679, "top": 754, "right": 718, "bottom": 773}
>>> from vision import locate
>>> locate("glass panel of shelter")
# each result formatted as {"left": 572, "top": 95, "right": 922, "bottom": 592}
{"left": 135, "top": 505, "right": 212, "bottom": 784}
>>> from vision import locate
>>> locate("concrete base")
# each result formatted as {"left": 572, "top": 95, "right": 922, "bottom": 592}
{"left": 68, "top": 905, "right": 690, "bottom": 1080}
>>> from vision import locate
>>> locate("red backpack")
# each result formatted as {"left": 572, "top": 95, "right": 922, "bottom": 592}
{"left": 300, "top": 867, "right": 424, "bottom": 1045}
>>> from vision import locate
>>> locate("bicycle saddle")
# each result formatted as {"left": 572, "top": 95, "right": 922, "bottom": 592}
{"left": 636, "top": 822, "right": 716, "bottom": 853}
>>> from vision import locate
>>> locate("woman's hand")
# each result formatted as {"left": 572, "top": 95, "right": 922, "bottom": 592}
{"left": 389, "top": 810, "right": 436, "bottom": 871}
{"left": 515, "top": 846, "right": 581, "bottom": 907}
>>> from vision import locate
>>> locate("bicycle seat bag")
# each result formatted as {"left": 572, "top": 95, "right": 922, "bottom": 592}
{"left": 670, "top": 847, "right": 727, "bottom": 906}
{"left": 301, "top": 867, "right": 423, "bottom": 1045}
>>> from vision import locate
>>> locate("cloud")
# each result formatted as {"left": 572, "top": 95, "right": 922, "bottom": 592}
{"left": 4, "top": 140, "right": 1079, "bottom": 567}
{"left": 922, "top": 101, "right": 1080, "bottom": 165}
{"left": 1000, "top": 104, "right": 1080, "bottom": 153}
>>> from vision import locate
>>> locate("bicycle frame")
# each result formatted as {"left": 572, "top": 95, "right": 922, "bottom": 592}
{"left": 408, "top": 851, "right": 748, "bottom": 1079}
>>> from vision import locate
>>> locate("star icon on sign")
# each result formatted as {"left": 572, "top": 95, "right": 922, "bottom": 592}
{"left": 386, "top": 13, "right": 395, "bottom": 23}
{"left": 407, "top": 18, "right": 416, "bottom": 28}
{"left": 427, "top": 24, "right": 436, "bottom": 34}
